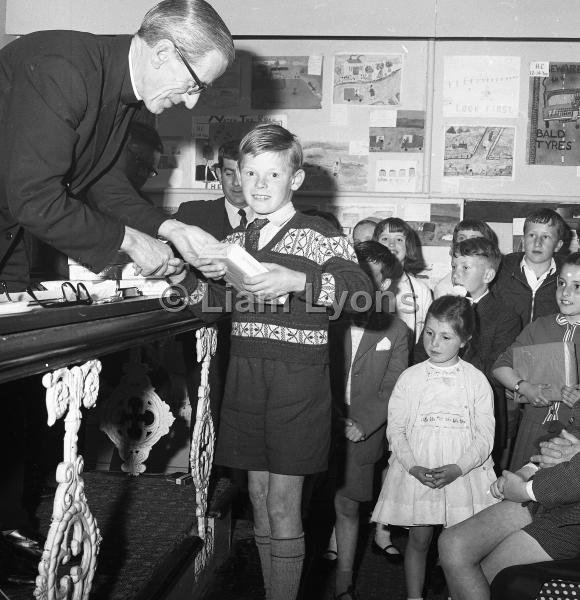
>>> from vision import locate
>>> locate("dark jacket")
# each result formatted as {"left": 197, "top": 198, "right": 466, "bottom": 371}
{"left": 330, "top": 312, "right": 409, "bottom": 465}
{"left": 174, "top": 196, "right": 233, "bottom": 240}
{"left": 0, "top": 31, "right": 166, "bottom": 288}
{"left": 494, "top": 252, "right": 562, "bottom": 329}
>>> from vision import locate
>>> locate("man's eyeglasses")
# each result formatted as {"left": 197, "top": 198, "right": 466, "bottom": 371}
{"left": 127, "top": 147, "right": 158, "bottom": 178}
{"left": 173, "top": 43, "right": 208, "bottom": 96}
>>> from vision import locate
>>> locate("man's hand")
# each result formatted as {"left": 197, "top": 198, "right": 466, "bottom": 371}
{"left": 343, "top": 418, "right": 366, "bottom": 443}
{"left": 500, "top": 470, "right": 530, "bottom": 502}
{"left": 531, "top": 429, "right": 580, "bottom": 468}
{"left": 241, "top": 263, "right": 306, "bottom": 301}
{"left": 561, "top": 385, "right": 580, "bottom": 409}
{"left": 409, "top": 466, "right": 437, "bottom": 488}
{"left": 195, "top": 257, "right": 227, "bottom": 281}
{"left": 121, "top": 226, "right": 181, "bottom": 277}
{"left": 429, "top": 464, "right": 462, "bottom": 489}
{"left": 519, "top": 381, "right": 552, "bottom": 407}
{"left": 158, "top": 220, "right": 219, "bottom": 267}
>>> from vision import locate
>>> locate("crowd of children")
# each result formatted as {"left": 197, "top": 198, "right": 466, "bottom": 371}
{"left": 170, "top": 122, "right": 580, "bottom": 600}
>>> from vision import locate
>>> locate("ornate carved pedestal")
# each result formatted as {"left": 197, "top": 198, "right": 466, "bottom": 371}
{"left": 34, "top": 360, "right": 102, "bottom": 600}
{"left": 191, "top": 326, "right": 218, "bottom": 579}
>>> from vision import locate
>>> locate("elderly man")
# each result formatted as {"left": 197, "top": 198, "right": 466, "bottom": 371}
{"left": 0, "top": 1, "right": 233, "bottom": 592}
{"left": 0, "top": 0, "right": 234, "bottom": 291}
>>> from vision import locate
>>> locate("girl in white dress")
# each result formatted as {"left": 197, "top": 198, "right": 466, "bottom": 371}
{"left": 371, "top": 295, "right": 499, "bottom": 600}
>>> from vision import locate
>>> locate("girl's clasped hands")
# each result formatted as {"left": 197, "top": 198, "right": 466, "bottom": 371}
{"left": 409, "top": 464, "right": 462, "bottom": 489}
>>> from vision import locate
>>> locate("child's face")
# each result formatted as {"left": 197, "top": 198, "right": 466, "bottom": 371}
{"left": 423, "top": 316, "right": 466, "bottom": 367}
{"left": 376, "top": 229, "right": 407, "bottom": 264}
{"left": 523, "top": 221, "right": 563, "bottom": 265}
{"left": 556, "top": 263, "right": 580, "bottom": 320}
{"left": 451, "top": 254, "right": 495, "bottom": 298}
{"left": 239, "top": 151, "right": 304, "bottom": 216}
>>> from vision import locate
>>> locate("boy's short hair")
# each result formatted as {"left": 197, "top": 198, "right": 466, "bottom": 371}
{"left": 452, "top": 237, "right": 502, "bottom": 271}
{"left": 239, "top": 123, "right": 303, "bottom": 172}
{"left": 524, "top": 208, "right": 569, "bottom": 242}
{"left": 453, "top": 219, "right": 498, "bottom": 246}
{"left": 355, "top": 240, "right": 404, "bottom": 283}
{"left": 427, "top": 295, "right": 475, "bottom": 343}
{"left": 216, "top": 139, "right": 240, "bottom": 168}
{"left": 373, "top": 217, "right": 425, "bottom": 273}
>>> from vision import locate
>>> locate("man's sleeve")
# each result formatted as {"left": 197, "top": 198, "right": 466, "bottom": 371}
{"left": 0, "top": 55, "right": 151, "bottom": 271}
{"left": 532, "top": 453, "right": 580, "bottom": 508}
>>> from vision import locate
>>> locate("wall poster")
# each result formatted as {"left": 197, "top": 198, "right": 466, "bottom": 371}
{"left": 527, "top": 62, "right": 580, "bottom": 166}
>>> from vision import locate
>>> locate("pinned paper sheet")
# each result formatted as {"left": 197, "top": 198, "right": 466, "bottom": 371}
{"left": 513, "top": 217, "right": 525, "bottom": 235}
{"left": 330, "top": 104, "right": 348, "bottom": 126}
{"left": 193, "top": 120, "right": 210, "bottom": 139}
{"left": 403, "top": 203, "right": 431, "bottom": 222}
{"left": 529, "top": 61, "right": 549, "bottom": 77}
{"left": 369, "top": 109, "right": 397, "bottom": 128}
{"left": 349, "top": 140, "right": 369, "bottom": 156}
{"left": 308, "top": 55, "right": 323, "bottom": 76}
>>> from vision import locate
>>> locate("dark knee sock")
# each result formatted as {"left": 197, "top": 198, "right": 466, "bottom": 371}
{"left": 270, "top": 533, "right": 305, "bottom": 600}
{"left": 254, "top": 529, "right": 272, "bottom": 600}
{"left": 335, "top": 568, "right": 353, "bottom": 595}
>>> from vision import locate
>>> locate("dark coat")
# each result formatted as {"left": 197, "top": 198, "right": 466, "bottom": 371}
{"left": 0, "top": 31, "right": 166, "bottom": 288}
{"left": 494, "top": 252, "right": 562, "bottom": 329}
{"left": 330, "top": 313, "right": 410, "bottom": 466}
{"left": 174, "top": 197, "right": 233, "bottom": 240}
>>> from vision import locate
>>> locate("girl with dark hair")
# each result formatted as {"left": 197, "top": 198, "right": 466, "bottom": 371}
{"left": 373, "top": 217, "right": 432, "bottom": 344}
{"left": 372, "top": 295, "right": 498, "bottom": 600}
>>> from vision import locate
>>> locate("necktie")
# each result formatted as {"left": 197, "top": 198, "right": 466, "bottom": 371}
{"left": 245, "top": 218, "right": 269, "bottom": 252}
{"left": 238, "top": 208, "right": 248, "bottom": 230}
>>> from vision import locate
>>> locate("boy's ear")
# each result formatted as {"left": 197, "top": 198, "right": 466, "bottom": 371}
{"left": 483, "top": 267, "right": 497, "bottom": 284}
{"left": 290, "top": 169, "right": 305, "bottom": 191}
{"left": 555, "top": 239, "right": 564, "bottom": 253}
{"left": 380, "top": 277, "right": 392, "bottom": 291}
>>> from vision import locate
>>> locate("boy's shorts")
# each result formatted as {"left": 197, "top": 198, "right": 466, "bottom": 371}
{"left": 214, "top": 355, "right": 331, "bottom": 476}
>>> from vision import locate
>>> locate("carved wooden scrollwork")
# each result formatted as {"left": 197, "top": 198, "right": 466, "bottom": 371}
{"left": 193, "top": 519, "right": 215, "bottom": 582}
{"left": 190, "top": 326, "right": 217, "bottom": 542}
{"left": 100, "top": 355, "right": 175, "bottom": 476}
{"left": 35, "top": 359, "right": 102, "bottom": 600}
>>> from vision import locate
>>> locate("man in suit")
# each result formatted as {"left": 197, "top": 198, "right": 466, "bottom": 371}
{"left": 174, "top": 139, "right": 251, "bottom": 240}
{"left": 0, "top": 0, "right": 234, "bottom": 292}
{"left": 0, "top": 1, "right": 233, "bottom": 591}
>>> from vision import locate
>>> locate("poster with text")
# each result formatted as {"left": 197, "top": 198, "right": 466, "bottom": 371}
{"left": 191, "top": 114, "right": 287, "bottom": 189}
{"left": 444, "top": 126, "right": 515, "bottom": 178}
{"left": 251, "top": 56, "right": 323, "bottom": 109}
{"left": 369, "top": 110, "right": 425, "bottom": 152}
{"left": 443, "top": 56, "right": 520, "bottom": 118}
{"left": 527, "top": 62, "right": 580, "bottom": 166}
{"left": 333, "top": 54, "right": 402, "bottom": 105}
{"left": 146, "top": 136, "right": 193, "bottom": 189}
{"left": 302, "top": 141, "right": 368, "bottom": 191}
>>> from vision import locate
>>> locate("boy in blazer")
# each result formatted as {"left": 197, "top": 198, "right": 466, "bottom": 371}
{"left": 329, "top": 240, "right": 410, "bottom": 600}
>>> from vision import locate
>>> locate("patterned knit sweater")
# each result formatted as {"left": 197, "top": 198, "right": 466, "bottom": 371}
{"left": 182, "top": 212, "right": 374, "bottom": 364}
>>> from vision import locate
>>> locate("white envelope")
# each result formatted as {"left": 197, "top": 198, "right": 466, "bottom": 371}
{"left": 375, "top": 337, "right": 392, "bottom": 351}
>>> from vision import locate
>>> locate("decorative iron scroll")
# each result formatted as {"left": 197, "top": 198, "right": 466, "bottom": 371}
{"left": 35, "top": 359, "right": 102, "bottom": 600}
{"left": 190, "top": 326, "right": 217, "bottom": 544}
{"left": 100, "top": 354, "right": 175, "bottom": 476}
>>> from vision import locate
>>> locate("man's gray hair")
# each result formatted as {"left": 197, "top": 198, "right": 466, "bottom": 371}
{"left": 137, "top": 0, "right": 234, "bottom": 66}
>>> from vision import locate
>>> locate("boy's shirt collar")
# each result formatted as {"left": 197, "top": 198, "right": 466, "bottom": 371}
{"left": 520, "top": 255, "right": 556, "bottom": 289}
{"left": 251, "top": 202, "right": 295, "bottom": 227}
{"left": 468, "top": 289, "right": 489, "bottom": 305}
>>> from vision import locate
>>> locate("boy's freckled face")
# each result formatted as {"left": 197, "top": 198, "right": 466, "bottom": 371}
{"left": 556, "top": 264, "right": 580, "bottom": 318}
{"left": 451, "top": 255, "right": 494, "bottom": 298}
{"left": 523, "top": 222, "right": 563, "bottom": 265}
{"left": 239, "top": 151, "right": 304, "bottom": 216}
